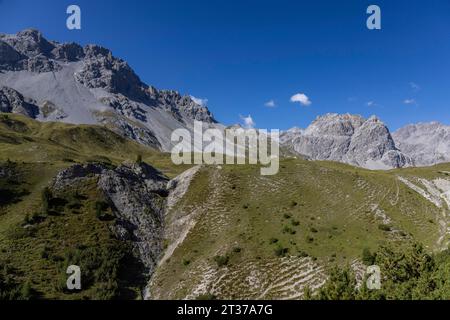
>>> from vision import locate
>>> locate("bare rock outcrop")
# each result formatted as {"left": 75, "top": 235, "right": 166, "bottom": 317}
{"left": 393, "top": 122, "right": 450, "bottom": 166}
{"left": 281, "top": 114, "right": 413, "bottom": 169}
{"left": 52, "top": 162, "right": 169, "bottom": 275}
{"left": 0, "top": 86, "right": 39, "bottom": 118}
{"left": 0, "top": 29, "right": 217, "bottom": 150}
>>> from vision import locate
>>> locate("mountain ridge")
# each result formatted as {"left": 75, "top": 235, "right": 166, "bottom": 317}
{"left": 0, "top": 29, "right": 448, "bottom": 170}
{"left": 0, "top": 28, "right": 218, "bottom": 151}
{"left": 393, "top": 122, "right": 450, "bottom": 167}
{"left": 280, "top": 113, "right": 414, "bottom": 170}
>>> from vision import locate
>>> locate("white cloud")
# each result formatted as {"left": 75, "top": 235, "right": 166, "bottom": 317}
{"left": 190, "top": 95, "right": 208, "bottom": 106}
{"left": 264, "top": 100, "right": 276, "bottom": 108}
{"left": 240, "top": 114, "right": 255, "bottom": 129}
{"left": 366, "top": 101, "right": 376, "bottom": 107}
{"left": 409, "top": 82, "right": 420, "bottom": 91}
{"left": 290, "top": 93, "right": 312, "bottom": 106}
{"left": 404, "top": 99, "right": 417, "bottom": 105}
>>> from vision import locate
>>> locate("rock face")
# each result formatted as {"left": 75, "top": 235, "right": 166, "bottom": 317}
{"left": 52, "top": 162, "right": 169, "bottom": 276}
{"left": 51, "top": 42, "right": 84, "bottom": 62}
{"left": 0, "top": 86, "right": 39, "bottom": 118}
{"left": 393, "top": 122, "right": 450, "bottom": 166}
{"left": 281, "top": 114, "right": 413, "bottom": 169}
{"left": 0, "top": 29, "right": 447, "bottom": 170}
{"left": 75, "top": 44, "right": 149, "bottom": 103}
{"left": 0, "top": 29, "right": 59, "bottom": 72}
{"left": 0, "top": 40, "right": 25, "bottom": 67}
{"left": 0, "top": 29, "right": 217, "bottom": 151}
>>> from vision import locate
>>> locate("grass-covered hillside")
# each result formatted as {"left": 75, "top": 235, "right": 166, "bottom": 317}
{"left": 0, "top": 114, "right": 449, "bottom": 300}
{"left": 0, "top": 113, "right": 188, "bottom": 178}
{"left": 149, "top": 160, "right": 450, "bottom": 299}
{"left": 0, "top": 114, "right": 187, "bottom": 299}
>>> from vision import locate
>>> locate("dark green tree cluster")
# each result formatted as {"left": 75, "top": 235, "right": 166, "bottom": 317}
{"left": 313, "top": 243, "right": 450, "bottom": 300}
{"left": 0, "top": 263, "right": 34, "bottom": 300}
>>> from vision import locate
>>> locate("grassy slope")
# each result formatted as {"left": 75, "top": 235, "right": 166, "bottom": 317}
{"left": 0, "top": 114, "right": 449, "bottom": 300}
{"left": 0, "top": 113, "right": 189, "bottom": 178}
{"left": 150, "top": 159, "right": 450, "bottom": 299}
{"left": 0, "top": 114, "right": 189, "bottom": 299}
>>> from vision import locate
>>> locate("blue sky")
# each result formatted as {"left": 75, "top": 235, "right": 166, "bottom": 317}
{"left": 0, "top": 0, "right": 449, "bottom": 130}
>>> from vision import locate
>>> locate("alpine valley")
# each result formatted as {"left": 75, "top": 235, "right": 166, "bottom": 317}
{"left": 1, "top": 29, "right": 449, "bottom": 300}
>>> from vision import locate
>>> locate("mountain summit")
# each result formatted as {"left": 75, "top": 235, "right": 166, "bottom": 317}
{"left": 393, "top": 122, "right": 450, "bottom": 166}
{"left": 0, "top": 29, "right": 448, "bottom": 170}
{"left": 0, "top": 29, "right": 217, "bottom": 150}
{"left": 280, "top": 113, "right": 414, "bottom": 169}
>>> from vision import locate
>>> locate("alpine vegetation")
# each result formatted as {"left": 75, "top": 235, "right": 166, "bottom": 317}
{"left": 0, "top": 26, "right": 449, "bottom": 302}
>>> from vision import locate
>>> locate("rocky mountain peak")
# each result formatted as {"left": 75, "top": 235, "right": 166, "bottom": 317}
{"left": 75, "top": 44, "right": 148, "bottom": 103}
{"left": 393, "top": 122, "right": 450, "bottom": 166}
{"left": 16, "top": 28, "right": 42, "bottom": 39}
{"left": 0, "top": 30, "right": 216, "bottom": 122}
{"left": 0, "top": 29, "right": 217, "bottom": 151}
{"left": 0, "top": 40, "right": 25, "bottom": 65}
{"left": 305, "top": 113, "right": 365, "bottom": 136}
{"left": 83, "top": 44, "right": 112, "bottom": 59}
{"left": 280, "top": 113, "right": 413, "bottom": 169}
{"left": 51, "top": 42, "right": 84, "bottom": 62}
{"left": 5, "top": 28, "right": 55, "bottom": 57}
{"left": 0, "top": 29, "right": 59, "bottom": 72}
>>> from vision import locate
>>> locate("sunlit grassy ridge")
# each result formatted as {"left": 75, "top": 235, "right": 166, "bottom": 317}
{"left": 149, "top": 159, "right": 450, "bottom": 299}
{"left": 0, "top": 113, "right": 189, "bottom": 178}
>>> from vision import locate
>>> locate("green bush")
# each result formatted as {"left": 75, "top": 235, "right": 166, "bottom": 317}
{"left": 0, "top": 264, "right": 35, "bottom": 300}
{"left": 19, "top": 282, "right": 33, "bottom": 300}
{"left": 41, "top": 246, "right": 51, "bottom": 260}
{"left": 269, "top": 238, "right": 279, "bottom": 244}
{"left": 95, "top": 201, "right": 113, "bottom": 221}
{"left": 213, "top": 255, "right": 230, "bottom": 267}
{"left": 274, "top": 245, "right": 289, "bottom": 257}
{"left": 362, "top": 248, "right": 376, "bottom": 265}
{"left": 317, "top": 267, "right": 357, "bottom": 300}
{"left": 378, "top": 224, "right": 391, "bottom": 232}
{"left": 183, "top": 259, "right": 191, "bottom": 266}
{"left": 41, "top": 187, "right": 52, "bottom": 214}
{"left": 283, "top": 225, "right": 296, "bottom": 235}
{"left": 298, "top": 250, "right": 309, "bottom": 258}
{"left": 316, "top": 243, "right": 450, "bottom": 300}
{"left": 23, "top": 211, "right": 44, "bottom": 226}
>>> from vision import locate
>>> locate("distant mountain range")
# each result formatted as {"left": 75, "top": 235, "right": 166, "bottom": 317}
{"left": 1, "top": 29, "right": 448, "bottom": 169}
{"left": 1, "top": 29, "right": 450, "bottom": 301}
{"left": 281, "top": 114, "right": 449, "bottom": 169}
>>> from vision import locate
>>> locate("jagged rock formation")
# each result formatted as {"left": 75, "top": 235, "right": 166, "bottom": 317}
{"left": 0, "top": 29, "right": 217, "bottom": 150}
{"left": 0, "top": 86, "right": 39, "bottom": 118}
{"left": 0, "top": 29, "right": 59, "bottom": 72}
{"left": 0, "top": 29, "right": 447, "bottom": 170}
{"left": 52, "top": 162, "right": 169, "bottom": 275}
{"left": 279, "top": 127, "right": 303, "bottom": 145}
{"left": 280, "top": 114, "right": 413, "bottom": 169}
{"left": 393, "top": 122, "right": 450, "bottom": 166}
